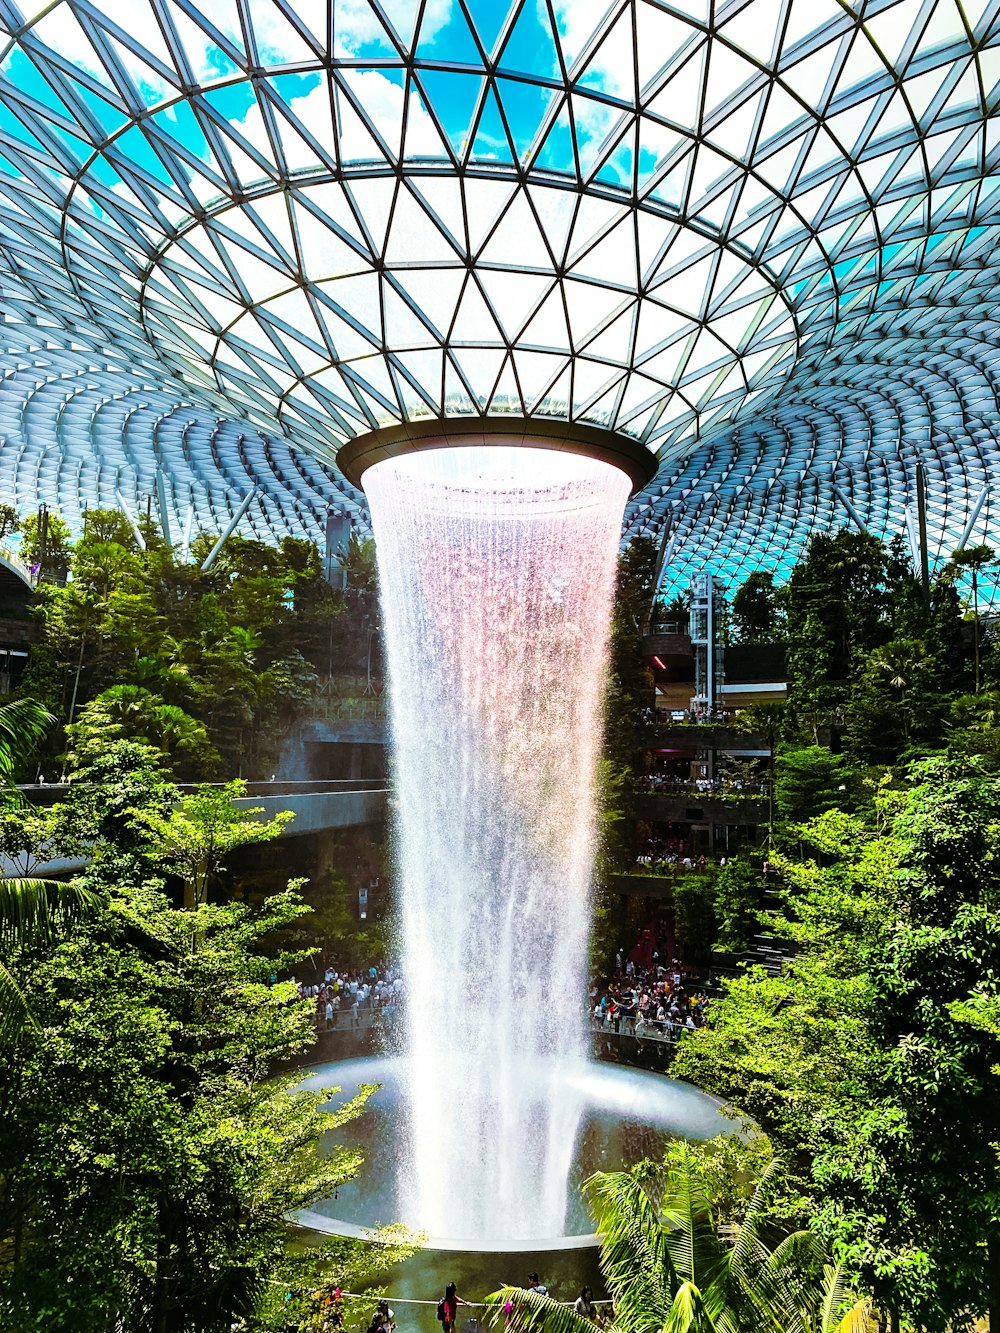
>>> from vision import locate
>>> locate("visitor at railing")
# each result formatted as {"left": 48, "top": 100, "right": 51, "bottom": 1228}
{"left": 639, "top": 772, "right": 768, "bottom": 797}
{"left": 293, "top": 961, "right": 403, "bottom": 1031}
{"left": 591, "top": 937, "right": 709, "bottom": 1044}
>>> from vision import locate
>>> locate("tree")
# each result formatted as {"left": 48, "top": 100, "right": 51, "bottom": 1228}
{"left": 847, "top": 637, "right": 938, "bottom": 764}
{"left": 19, "top": 511, "right": 72, "bottom": 580}
{"left": 732, "top": 571, "right": 785, "bottom": 643}
{"left": 0, "top": 877, "right": 367, "bottom": 1330}
{"left": 67, "top": 685, "right": 219, "bottom": 780}
{"left": 134, "top": 780, "right": 294, "bottom": 909}
{"left": 0, "top": 697, "right": 98, "bottom": 1043}
{"left": 485, "top": 1150, "right": 866, "bottom": 1333}
{"left": 944, "top": 543, "right": 995, "bottom": 691}
{"left": 0, "top": 749, "right": 387, "bottom": 1330}
{"left": 673, "top": 765, "right": 1000, "bottom": 1332}
{"left": 714, "top": 857, "right": 760, "bottom": 954}
{"left": 0, "top": 504, "right": 20, "bottom": 544}
{"left": 774, "top": 747, "right": 852, "bottom": 826}
{"left": 736, "top": 702, "right": 785, "bottom": 835}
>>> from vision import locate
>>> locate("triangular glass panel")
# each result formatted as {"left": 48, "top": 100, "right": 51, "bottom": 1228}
{"left": 470, "top": 83, "right": 514, "bottom": 164}
{"left": 333, "top": 0, "right": 399, "bottom": 57}
{"left": 520, "top": 285, "right": 571, "bottom": 352}
{"left": 394, "top": 349, "right": 443, "bottom": 411}
{"left": 416, "top": 70, "right": 485, "bottom": 156}
{"left": 645, "top": 44, "right": 707, "bottom": 134}
{"left": 576, "top": 5, "right": 637, "bottom": 105}
{"left": 580, "top": 304, "right": 635, "bottom": 364}
{"left": 562, "top": 275, "right": 628, "bottom": 347}
{"left": 393, "top": 265, "right": 466, "bottom": 338}
{"left": 385, "top": 186, "right": 460, "bottom": 264}
{"left": 479, "top": 269, "right": 549, "bottom": 338}
{"left": 497, "top": 0, "right": 562, "bottom": 79}
{"left": 512, "top": 350, "right": 568, "bottom": 410}
{"left": 636, "top": 4, "right": 700, "bottom": 93}
{"left": 570, "top": 214, "right": 637, "bottom": 289}
{"left": 452, "top": 346, "right": 505, "bottom": 403}
{"left": 534, "top": 98, "right": 576, "bottom": 174}
{"left": 721, "top": 0, "right": 782, "bottom": 65}
{"left": 464, "top": 0, "right": 512, "bottom": 61}
{"left": 415, "top": 1, "right": 481, "bottom": 64}
{"left": 488, "top": 356, "right": 523, "bottom": 415}
{"left": 478, "top": 190, "right": 550, "bottom": 267}
{"left": 495, "top": 77, "right": 559, "bottom": 162}
{"left": 379, "top": 0, "right": 422, "bottom": 49}
{"left": 450, "top": 275, "right": 504, "bottom": 343}
{"left": 595, "top": 120, "right": 638, "bottom": 189}
{"left": 246, "top": 0, "right": 317, "bottom": 63}
{"left": 382, "top": 280, "right": 437, "bottom": 348}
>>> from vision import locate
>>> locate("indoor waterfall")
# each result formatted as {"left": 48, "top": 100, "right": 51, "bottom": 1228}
{"left": 364, "top": 443, "right": 631, "bottom": 1241}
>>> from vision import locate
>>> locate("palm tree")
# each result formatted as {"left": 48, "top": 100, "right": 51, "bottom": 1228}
{"left": 484, "top": 1149, "right": 868, "bottom": 1333}
{"left": 0, "top": 697, "right": 99, "bottom": 1041}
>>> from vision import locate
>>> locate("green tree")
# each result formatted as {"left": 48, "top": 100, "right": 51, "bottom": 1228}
{"left": 944, "top": 543, "right": 995, "bottom": 691}
{"left": 731, "top": 571, "right": 785, "bottom": 644}
{"left": 0, "top": 697, "right": 98, "bottom": 1043}
{"left": 736, "top": 702, "right": 785, "bottom": 835}
{"left": 0, "top": 504, "right": 20, "bottom": 544}
{"left": 673, "top": 872, "right": 717, "bottom": 962}
{"left": 0, "top": 877, "right": 365, "bottom": 1330}
{"left": 714, "top": 857, "right": 760, "bottom": 954}
{"left": 134, "top": 780, "right": 294, "bottom": 909}
{"left": 673, "top": 765, "right": 1000, "bottom": 1332}
{"left": 19, "top": 510, "right": 73, "bottom": 581}
{"left": 774, "top": 747, "right": 852, "bottom": 826}
{"left": 67, "top": 685, "right": 219, "bottom": 779}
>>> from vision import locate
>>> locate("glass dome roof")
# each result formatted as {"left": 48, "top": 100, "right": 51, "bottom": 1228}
{"left": 1, "top": 0, "right": 1000, "bottom": 593}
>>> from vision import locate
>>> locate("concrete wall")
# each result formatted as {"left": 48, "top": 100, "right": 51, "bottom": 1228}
{"left": 233, "top": 787, "right": 388, "bottom": 835}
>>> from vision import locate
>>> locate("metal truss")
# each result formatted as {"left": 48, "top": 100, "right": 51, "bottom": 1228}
{"left": 0, "top": 0, "right": 999, "bottom": 594}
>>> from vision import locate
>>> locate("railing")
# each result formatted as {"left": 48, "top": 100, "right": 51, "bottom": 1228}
{"left": 0, "top": 542, "right": 36, "bottom": 587}
{"left": 638, "top": 778, "right": 769, "bottom": 798}
{"left": 305, "top": 697, "right": 387, "bottom": 723}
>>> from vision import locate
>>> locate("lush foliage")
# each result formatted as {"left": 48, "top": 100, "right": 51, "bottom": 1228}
{"left": 673, "top": 760, "right": 1000, "bottom": 1332}
{"left": 0, "top": 748, "right": 385, "bottom": 1330}
{"left": 18, "top": 506, "right": 377, "bottom": 779}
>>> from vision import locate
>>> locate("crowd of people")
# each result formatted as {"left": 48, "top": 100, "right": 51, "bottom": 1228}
{"left": 294, "top": 963, "right": 403, "bottom": 1030}
{"left": 633, "top": 836, "right": 728, "bottom": 874}
{"left": 590, "top": 932, "right": 709, "bottom": 1043}
{"left": 640, "top": 771, "right": 768, "bottom": 796}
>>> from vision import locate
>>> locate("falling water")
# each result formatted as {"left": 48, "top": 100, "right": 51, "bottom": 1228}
{"left": 364, "top": 443, "right": 630, "bottom": 1242}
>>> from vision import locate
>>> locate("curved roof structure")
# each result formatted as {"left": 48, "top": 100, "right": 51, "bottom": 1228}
{"left": 1, "top": 0, "right": 1000, "bottom": 596}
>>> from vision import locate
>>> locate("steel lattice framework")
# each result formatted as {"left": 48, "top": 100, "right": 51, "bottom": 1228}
{"left": 2, "top": 0, "right": 1000, "bottom": 594}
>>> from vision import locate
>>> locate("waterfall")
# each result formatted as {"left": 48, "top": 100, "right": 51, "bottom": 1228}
{"left": 364, "top": 443, "right": 630, "bottom": 1241}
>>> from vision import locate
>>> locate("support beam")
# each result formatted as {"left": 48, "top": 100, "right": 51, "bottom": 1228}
{"left": 114, "top": 489, "right": 146, "bottom": 550}
{"left": 155, "top": 470, "right": 172, "bottom": 548}
{"left": 957, "top": 485, "right": 989, "bottom": 552}
{"left": 904, "top": 506, "right": 921, "bottom": 572}
{"left": 181, "top": 505, "right": 194, "bottom": 562}
{"left": 832, "top": 483, "right": 867, "bottom": 534}
{"left": 201, "top": 489, "right": 258, "bottom": 571}
{"left": 915, "top": 461, "right": 930, "bottom": 603}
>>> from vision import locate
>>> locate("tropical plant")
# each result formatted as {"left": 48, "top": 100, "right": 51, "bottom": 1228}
{"left": 484, "top": 1149, "right": 867, "bottom": 1333}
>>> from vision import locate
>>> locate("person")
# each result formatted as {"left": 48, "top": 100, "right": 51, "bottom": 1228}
{"left": 527, "top": 1273, "right": 548, "bottom": 1296}
{"left": 367, "top": 1300, "right": 395, "bottom": 1333}
{"left": 574, "top": 1286, "right": 597, "bottom": 1321}
{"left": 442, "top": 1281, "right": 467, "bottom": 1333}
